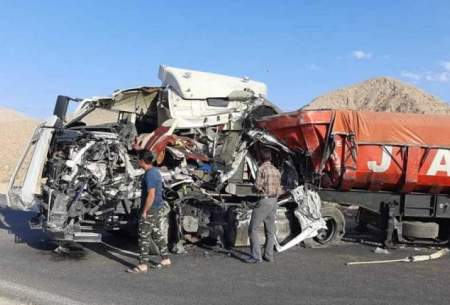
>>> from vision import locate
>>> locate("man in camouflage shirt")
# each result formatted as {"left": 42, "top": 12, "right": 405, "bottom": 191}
{"left": 246, "top": 149, "right": 283, "bottom": 263}
{"left": 127, "top": 151, "right": 171, "bottom": 273}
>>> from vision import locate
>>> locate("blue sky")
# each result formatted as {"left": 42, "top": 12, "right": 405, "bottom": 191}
{"left": 0, "top": 0, "right": 449, "bottom": 118}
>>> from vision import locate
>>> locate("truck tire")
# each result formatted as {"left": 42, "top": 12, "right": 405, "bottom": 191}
{"left": 402, "top": 221, "right": 439, "bottom": 239}
{"left": 314, "top": 203, "right": 345, "bottom": 244}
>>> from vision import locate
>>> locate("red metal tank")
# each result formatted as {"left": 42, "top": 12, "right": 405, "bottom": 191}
{"left": 256, "top": 109, "right": 450, "bottom": 194}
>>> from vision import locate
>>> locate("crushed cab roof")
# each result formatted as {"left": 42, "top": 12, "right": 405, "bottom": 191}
{"left": 158, "top": 65, "right": 267, "bottom": 99}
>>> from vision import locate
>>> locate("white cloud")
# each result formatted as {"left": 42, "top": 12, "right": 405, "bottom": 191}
{"left": 441, "top": 61, "right": 450, "bottom": 71}
{"left": 401, "top": 70, "right": 449, "bottom": 83}
{"left": 401, "top": 59, "right": 450, "bottom": 84}
{"left": 352, "top": 50, "right": 372, "bottom": 60}
{"left": 425, "top": 71, "right": 450, "bottom": 83}
{"left": 401, "top": 71, "right": 422, "bottom": 81}
{"left": 308, "top": 64, "right": 319, "bottom": 71}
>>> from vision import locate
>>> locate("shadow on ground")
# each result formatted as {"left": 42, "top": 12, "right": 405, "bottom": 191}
{"left": 0, "top": 194, "right": 392, "bottom": 267}
{"left": 83, "top": 233, "right": 139, "bottom": 268}
{"left": 0, "top": 195, "right": 56, "bottom": 251}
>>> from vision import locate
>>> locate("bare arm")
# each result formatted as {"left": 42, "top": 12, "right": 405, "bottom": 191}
{"left": 142, "top": 188, "right": 156, "bottom": 217}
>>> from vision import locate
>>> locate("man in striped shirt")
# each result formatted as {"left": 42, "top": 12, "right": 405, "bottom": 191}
{"left": 246, "top": 149, "right": 282, "bottom": 263}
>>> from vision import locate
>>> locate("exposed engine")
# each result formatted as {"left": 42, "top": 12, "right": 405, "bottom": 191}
{"left": 41, "top": 126, "right": 143, "bottom": 241}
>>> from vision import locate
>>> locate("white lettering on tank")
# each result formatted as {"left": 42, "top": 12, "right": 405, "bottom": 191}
{"left": 368, "top": 146, "right": 392, "bottom": 173}
{"left": 427, "top": 149, "right": 450, "bottom": 176}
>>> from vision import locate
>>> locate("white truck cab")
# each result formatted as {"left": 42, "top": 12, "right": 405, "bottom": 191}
{"left": 7, "top": 66, "right": 282, "bottom": 246}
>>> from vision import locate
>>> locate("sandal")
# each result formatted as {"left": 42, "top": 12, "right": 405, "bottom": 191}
{"left": 126, "top": 265, "right": 148, "bottom": 273}
{"left": 160, "top": 259, "right": 172, "bottom": 268}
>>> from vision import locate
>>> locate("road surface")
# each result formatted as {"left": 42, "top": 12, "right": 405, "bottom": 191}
{"left": 0, "top": 194, "right": 449, "bottom": 305}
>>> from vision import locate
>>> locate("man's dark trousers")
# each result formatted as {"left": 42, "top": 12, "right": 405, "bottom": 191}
{"left": 248, "top": 197, "right": 277, "bottom": 261}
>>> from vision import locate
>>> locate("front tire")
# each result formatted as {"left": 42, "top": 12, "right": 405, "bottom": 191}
{"left": 313, "top": 203, "right": 345, "bottom": 244}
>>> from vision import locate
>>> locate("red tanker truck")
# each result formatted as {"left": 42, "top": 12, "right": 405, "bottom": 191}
{"left": 257, "top": 109, "right": 450, "bottom": 246}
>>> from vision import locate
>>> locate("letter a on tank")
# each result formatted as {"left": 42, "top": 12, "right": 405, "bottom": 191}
{"left": 427, "top": 149, "right": 450, "bottom": 176}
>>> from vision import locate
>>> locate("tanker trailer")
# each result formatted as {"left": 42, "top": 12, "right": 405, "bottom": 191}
{"left": 257, "top": 109, "right": 450, "bottom": 246}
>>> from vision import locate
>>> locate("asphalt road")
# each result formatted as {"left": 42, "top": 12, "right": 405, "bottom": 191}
{"left": 0, "top": 194, "right": 449, "bottom": 305}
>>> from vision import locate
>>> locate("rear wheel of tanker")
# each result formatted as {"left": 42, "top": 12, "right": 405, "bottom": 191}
{"left": 313, "top": 203, "right": 345, "bottom": 244}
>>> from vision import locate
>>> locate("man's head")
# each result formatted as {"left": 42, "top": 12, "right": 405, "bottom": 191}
{"left": 138, "top": 150, "right": 155, "bottom": 170}
{"left": 260, "top": 149, "right": 272, "bottom": 163}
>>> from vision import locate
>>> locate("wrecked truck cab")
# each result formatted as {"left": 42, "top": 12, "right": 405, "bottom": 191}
{"left": 7, "top": 65, "right": 333, "bottom": 251}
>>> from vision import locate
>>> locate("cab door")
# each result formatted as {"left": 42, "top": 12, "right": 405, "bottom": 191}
{"left": 7, "top": 116, "right": 58, "bottom": 210}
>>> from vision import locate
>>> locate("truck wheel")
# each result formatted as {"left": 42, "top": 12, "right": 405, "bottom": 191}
{"left": 314, "top": 204, "right": 345, "bottom": 244}
{"left": 402, "top": 221, "right": 439, "bottom": 239}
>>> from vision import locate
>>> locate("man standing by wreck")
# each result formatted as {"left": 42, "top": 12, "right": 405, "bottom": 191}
{"left": 128, "top": 151, "right": 171, "bottom": 273}
{"left": 246, "top": 150, "right": 282, "bottom": 263}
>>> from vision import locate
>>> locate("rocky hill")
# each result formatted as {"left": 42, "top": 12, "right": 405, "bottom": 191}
{"left": 0, "top": 107, "right": 38, "bottom": 185}
{"left": 304, "top": 77, "right": 450, "bottom": 114}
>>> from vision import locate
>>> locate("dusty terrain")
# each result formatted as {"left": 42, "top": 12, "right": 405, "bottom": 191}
{"left": 305, "top": 77, "right": 450, "bottom": 114}
{"left": 0, "top": 108, "right": 38, "bottom": 189}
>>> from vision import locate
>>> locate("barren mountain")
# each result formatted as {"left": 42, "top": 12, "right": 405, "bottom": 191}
{"left": 305, "top": 77, "right": 450, "bottom": 114}
{"left": 0, "top": 106, "right": 36, "bottom": 122}
{"left": 0, "top": 107, "right": 38, "bottom": 185}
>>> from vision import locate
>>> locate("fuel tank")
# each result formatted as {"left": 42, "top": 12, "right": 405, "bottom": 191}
{"left": 257, "top": 109, "right": 450, "bottom": 194}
